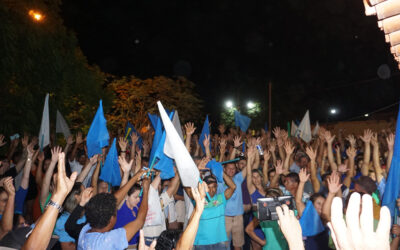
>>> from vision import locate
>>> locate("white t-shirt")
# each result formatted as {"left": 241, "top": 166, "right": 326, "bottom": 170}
{"left": 143, "top": 186, "right": 166, "bottom": 238}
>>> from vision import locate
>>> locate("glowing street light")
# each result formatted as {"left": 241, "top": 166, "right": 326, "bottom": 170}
{"left": 364, "top": 113, "right": 369, "bottom": 117}
{"left": 330, "top": 108, "right": 337, "bottom": 115}
{"left": 225, "top": 100, "right": 233, "bottom": 108}
{"left": 247, "top": 101, "right": 255, "bottom": 109}
{"left": 29, "top": 10, "right": 44, "bottom": 22}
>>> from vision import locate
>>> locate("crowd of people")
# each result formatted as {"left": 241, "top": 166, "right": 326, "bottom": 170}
{"left": 0, "top": 118, "right": 397, "bottom": 250}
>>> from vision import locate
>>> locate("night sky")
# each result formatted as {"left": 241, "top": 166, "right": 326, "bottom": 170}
{"left": 60, "top": 0, "right": 400, "bottom": 126}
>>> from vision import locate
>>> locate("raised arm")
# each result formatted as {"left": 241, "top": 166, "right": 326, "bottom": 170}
{"left": 185, "top": 122, "right": 196, "bottom": 153}
{"left": 114, "top": 156, "right": 145, "bottom": 205}
{"left": 230, "top": 136, "right": 242, "bottom": 160}
{"left": 262, "top": 150, "right": 271, "bottom": 184}
{"left": 22, "top": 152, "right": 77, "bottom": 250}
{"left": 223, "top": 172, "right": 236, "bottom": 200}
{"left": 40, "top": 146, "right": 61, "bottom": 208}
{"left": 0, "top": 177, "right": 15, "bottom": 238}
{"left": 176, "top": 182, "right": 207, "bottom": 249}
{"left": 270, "top": 160, "right": 283, "bottom": 188}
{"left": 306, "top": 146, "right": 320, "bottom": 193}
{"left": 324, "top": 131, "right": 338, "bottom": 172}
{"left": 283, "top": 140, "right": 294, "bottom": 174}
{"left": 371, "top": 133, "right": 384, "bottom": 183}
{"left": 69, "top": 133, "right": 83, "bottom": 162}
{"left": 321, "top": 172, "right": 342, "bottom": 223}
{"left": 334, "top": 145, "right": 342, "bottom": 166}
{"left": 35, "top": 152, "right": 45, "bottom": 188}
{"left": 124, "top": 176, "right": 150, "bottom": 241}
{"left": 118, "top": 137, "right": 128, "bottom": 159}
{"left": 90, "top": 157, "right": 101, "bottom": 196}
{"left": 203, "top": 135, "right": 212, "bottom": 159}
{"left": 343, "top": 147, "right": 356, "bottom": 188}
{"left": 21, "top": 144, "right": 34, "bottom": 190}
{"left": 246, "top": 146, "right": 256, "bottom": 194}
{"left": 360, "top": 129, "right": 372, "bottom": 176}
{"left": 76, "top": 155, "right": 98, "bottom": 183}
{"left": 296, "top": 168, "right": 309, "bottom": 217}
{"left": 386, "top": 133, "right": 394, "bottom": 173}
{"left": 269, "top": 141, "right": 277, "bottom": 165}
{"left": 129, "top": 132, "right": 139, "bottom": 164}
{"left": 64, "top": 135, "right": 74, "bottom": 154}
{"left": 218, "top": 137, "right": 227, "bottom": 162}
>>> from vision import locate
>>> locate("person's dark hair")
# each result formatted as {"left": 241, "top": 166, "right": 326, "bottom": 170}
{"left": 285, "top": 173, "right": 300, "bottom": 184}
{"left": 204, "top": 175, "right": 217, "bottom": 185}
{"left": 295, "top": 152, "right": 309, "bottom": 163}
{"left": 128, "top": 184, "right": 141, "bottom": 196}
{"left": 321, "top": 172, "right": 331, "bottom": 182}
{"left": 354, "top": 176, "right": 377, "bottom": 195}
{"left": 155, "top": 230, "right": 181, "bottom": 250}
{"left": 85, "top": 193, "right": 117, "bottom": 229}
{"left": 142, "top": 156, "right": 149, "bottom": 163}
{"left": 310, "top": 193, "right": 325, "bottom": 204}
{"left": 265, "top": 188, "right": 283, "bottom": 198}
{"left": 64, "top": 182, "right": 83, "bottom": 213}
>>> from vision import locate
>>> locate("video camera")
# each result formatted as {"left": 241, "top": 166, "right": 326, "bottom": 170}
{"left": 257, "top": 196, "right": 295, "bottom": 221}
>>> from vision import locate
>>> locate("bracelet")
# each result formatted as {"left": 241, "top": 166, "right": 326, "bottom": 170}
{"left": 46, "top": 200, "right": 63, "bottom": 213}
{"left": 121, "top": 150, "right": 126, "bottom": 153}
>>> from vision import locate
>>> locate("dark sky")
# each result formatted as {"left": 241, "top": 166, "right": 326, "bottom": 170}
{"left": 60, "top": 0, "right": 399, "bottom": 126}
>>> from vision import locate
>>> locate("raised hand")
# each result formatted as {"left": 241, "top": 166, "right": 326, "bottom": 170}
{"left": 305, "top": 146, "right": 316, "bottom": 161}
{"left": 51, "top": 146, "right": 63, "bottom": 163}
{"left": 233, "top": 136, "right": 242, "bottom": 148}
{"left": 276, "top": 205, "right": 304, "bottom": 250}
{"left": 89, "top": 154, "right": 98, "bottom": 165}
{"left": 386, "top": 133, "right": 395, "bottom": 151}
{"left": 360, "top": 129, "right": 373, "bottom": 143}
{"left": 284, "top": 140, "right": 295, "bottom": 156}
{"left": 346, "top": 147, "right": 356, "bottom": 159}
{"left": 327, "top": 171, "right": 342, "bottom": 194}
{"left": 38, "top": 151, "right": 45, "bottom": 162}
{"left": 203, "top": 134, "right": 210, "bottom": 148}
{"left": 130, "top": 132, "right": 139, "bottom": 145}
{"left": 299, "top": 168, "right": 310, "bottom": 183}
{"left": 192, "top": 182, "right": 208, "bottom": 212}
{"left": 56, "top": 152, "right": 78, "bottom": 198}
{"left": 3, "top": 177, "right": 15, "bottom": 196}
{"left": 275, "top": 160, "right": 284, "bottom": 175}
{"left": 272, "top": 127, "right": 281, "bottom": 139}
{"left": 263, "top": 150, "right": 271, "bottom": 162}
{"left": 269, "top": 141, "right": 276, "bottom": 153}
{"left": 27, "top": 143, "right": 35, "bottom": 158}
{"left": 184, "top": 122, "right": 196, "bottom": 136}
{"left": 79, "top": 187, "right": 94, "bottom": 206}
{"left": 197, "top": 157, "right": 210, "bottom": 170}
{"left": 247, "top": 146, "right": 257, "bottom": 163}
{"left": 21, "top": 134, "right": 29, "bottom": 148}
{"left": 337, "top": 164, "right": 349, "bottom": 174}
{"left": 346, "top": 134, "right": 356, "bottom": 148}
{"left": 370, "top": 133, "right": 378, "bottom": 147}
{"left": 0, "top": 135, "right": 6, "bottom": 147}
{"left": 118, "top": 156, "right": 133, "bottom": 174}
{"left": 219, "top": 137, "right": 227, "bottom": 149}
{"left": 66, "top": 135, "right": 74, "bottom": 145}
{"left": 324, "top": 131, "right": 336, "bottom": 144}
{"left": 76, "top": 132, "right": 84, "bottom": 145}
{"left": 118, "top": 137, "right": 128, "bottom": 151}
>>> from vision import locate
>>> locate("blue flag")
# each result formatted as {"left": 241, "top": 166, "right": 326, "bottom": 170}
{"left": 234, "top": 111, "right": 251, "bottom": 132}
{"left": 299, "top": 200, "right": 325, "bottom": 237}
{"left": 149, "top": 117, "right": 163, "bottom": 164}
{"left": 199, "top": 115, "right": 211, "bottom": 155}
{"left": 382, "top": 104, "right": 400, "bottom": 218}
{"left": 148, "top": 113, "right": 159, "bottom": 130}
{"left": 206, "top": 160, "right": 223, "bottom": 183}
{"left": 87, "top": 100, "right": 109, "bottom": 158}
{"left": 99, "top": 138, "right": 121, "bottom": 186}
{"left": 125, "top": 122, "right": 143, "bottom": 150}
{"left": 153, "top": 131, "right": 175, "bottom": 180}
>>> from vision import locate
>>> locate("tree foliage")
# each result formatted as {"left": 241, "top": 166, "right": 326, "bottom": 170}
{"left": 0, "top": 1, "right": 107, "bottom": 135}
{"left": 107, "top": 75, "right": 203, "bottom": 132}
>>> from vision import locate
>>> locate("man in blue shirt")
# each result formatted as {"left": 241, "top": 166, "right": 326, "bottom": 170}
{"left": 222, "top": 163, "right": 246, "bottom": 250}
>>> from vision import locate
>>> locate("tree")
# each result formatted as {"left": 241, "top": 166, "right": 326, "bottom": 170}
{"left": 0, "top": 1, "right": 108, "bottom": 136}
{"left": 106, "top": 75, "right": 203, "bottom": 133}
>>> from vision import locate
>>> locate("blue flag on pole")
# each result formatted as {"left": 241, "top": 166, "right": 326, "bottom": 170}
{"left": 148, "top": 113, "right": 159, "bottom": 130}
{"left": 299, "top": 200, "right": 325, "bottom": 237}
{"left": 382, "top": 104, "right": 400, "bottom": 219}
{"left": 234, "top": 111, "right": 251, "bottom": 132}
{"left": 99, "top": 138, "right": 121, "bottom": 186}
{"left": 87, "top": 100, "right": 109, "bottom": 158}
{"left": 125, "top": 122, "right": 143, "bottom": 149}
{"left": 206, "top": 160, "right": 223, "bottom": 183}
{"left": 199, "top": 115, "right": 211, "bottom": 155}
{"left": 153, "top": 131, "right": 175, "bottom": 180}
{"left": 149, "top": 117, "right": 163, "bottom": 164}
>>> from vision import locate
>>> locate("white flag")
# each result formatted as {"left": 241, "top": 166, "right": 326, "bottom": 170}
{"left": 296, "top": 110, "right": 312, "bottom": 143}
{"left": 38, "top": 94, "right": 50, "bottom": 149}
{"left": 56, "top": 110, "right": 71, "bottom": 140}
{"left": 157, "top": 101, "right": 199, "bottom": 187}
{"left": 291, "top": 120, "right": 298, "bottom": 137}
{"left": 172, "top": 110, "right": 184, "bottom": 142}
{"left": 312, "top": 121, "right": 320, "bottom": 136}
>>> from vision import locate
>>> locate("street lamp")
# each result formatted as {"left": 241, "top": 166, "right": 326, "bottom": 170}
{"left": 247, "top": 101, "right": 255, "bottom": 109}
{"left": 225, "top": 100, "right": 233, "bottom": 108}
{"left": 29, "top": 10, "right": 44, "bottom": 22}
{"left": 330, "top": 108, "right": 337, "bottom": 115}
{"left": 364, "top": 113, "right": 369, "bottom": 117}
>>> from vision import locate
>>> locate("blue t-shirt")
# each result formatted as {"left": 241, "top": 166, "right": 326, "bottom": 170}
{"left": 55, "top": 212, "right": 86, "bottom": 242}
{"left": 114, "top": 201, "right": 140, "bottom": 245}
{"left": 194, "top": 193, "right": 228, "bottom": 245}
{"left": 224, "top": 172, "right": 244, "bottom": 216}
{"left": 78, "top": 224, "right": 128, "bottom": 250}
{"left": 15, "top": 187, "right": 28, "bottom": 214}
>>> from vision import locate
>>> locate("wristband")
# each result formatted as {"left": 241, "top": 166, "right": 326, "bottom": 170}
{"left": 46, "top": 200, "right": 63, "bottom": 213}
{"left": 121, "top": 150, "right": 126, "bottom": 153}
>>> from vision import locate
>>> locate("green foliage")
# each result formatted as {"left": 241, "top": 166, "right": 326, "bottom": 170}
{"left": 220, "top": 102, "right": 263, "bottom": 129}
{"left": 107, "top": 75, "right": 203, "bottom": 132}
{"left": 0, "top": 1, "right": 107, "bottom": 135}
